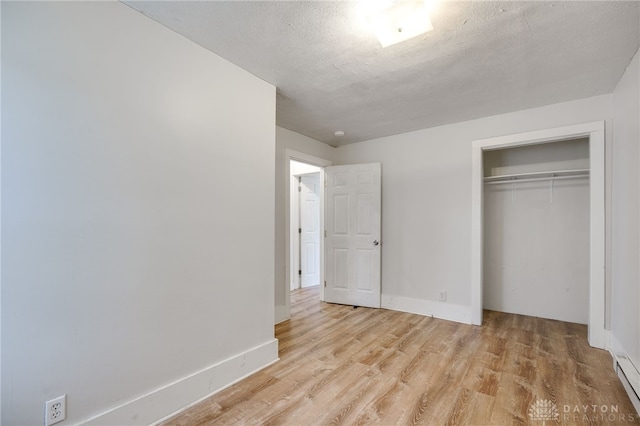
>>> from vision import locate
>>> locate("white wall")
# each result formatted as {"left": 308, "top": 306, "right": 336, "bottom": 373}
{"left": 336, "top": 95, "right": 612, "bottom": 324}
{"left": 291, "top": 160, "right": 322, "bottom": 176}
{"left": 611, "top": 48, "right": 640, "bottom": 369}
{"left": 275, "top": 127, "right": 335, "bottom": 322}
{"left": 483, "top": 140, "right": 590, "bottom": 324}
{"left": 2, "top": 3, "right": 276, "bottom": 425}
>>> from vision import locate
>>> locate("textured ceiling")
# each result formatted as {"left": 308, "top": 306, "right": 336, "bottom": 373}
{"left": 125, "top": 1, "right": 640, "bottom": 146}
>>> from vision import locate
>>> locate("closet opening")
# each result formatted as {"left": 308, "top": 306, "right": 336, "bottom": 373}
{"left": 482, "top": 138, "right": 590, "bottom": 324}
{"left": 471, "top": 122, "right": 605, "bottom": 348}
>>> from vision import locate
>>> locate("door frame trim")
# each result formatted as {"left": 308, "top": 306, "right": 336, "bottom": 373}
{"left": 284, "top": 150, "right": 332, "bottom": 320}
{"left": 471, "top": 121, "right": 605, "bottom": 348}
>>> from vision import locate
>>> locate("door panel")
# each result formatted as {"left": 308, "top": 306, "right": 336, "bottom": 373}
{"left": 357, "top": 193, "right": 373, "bottom": 234}
{"left": 325, "top": 163, "right": 381, "bottom": 308}
{"left": 300, "top": 174, "right": 320, "bottom": 287}
{"left": 333, "top": 194, "right": 349, "bottom": 234}
{"left": 355, "top": 249, "right": 373, "bottom": 291}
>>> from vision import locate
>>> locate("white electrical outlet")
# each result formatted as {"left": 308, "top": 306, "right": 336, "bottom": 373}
{"left": 45, "top": 395, "right": 66, "bottom": 426}
{"left": 438, "top": 291, "right": 447, "bottom": 302}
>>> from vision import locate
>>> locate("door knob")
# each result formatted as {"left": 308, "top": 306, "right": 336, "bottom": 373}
{"left": 373, "top": 240, "right": 379, "bottom": 246}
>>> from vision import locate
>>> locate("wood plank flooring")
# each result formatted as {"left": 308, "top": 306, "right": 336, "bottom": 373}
{"left": 161, "top": 286, "right": 637, "bottom": 425}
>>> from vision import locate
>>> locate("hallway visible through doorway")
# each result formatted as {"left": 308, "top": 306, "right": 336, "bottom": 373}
{"left": 290, "top": 160, "right": 322, "bottom": 291}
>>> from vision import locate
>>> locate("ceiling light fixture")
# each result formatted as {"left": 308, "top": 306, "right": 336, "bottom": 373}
{"left": 358, "top": 0, "right": 435, "bottom": 48}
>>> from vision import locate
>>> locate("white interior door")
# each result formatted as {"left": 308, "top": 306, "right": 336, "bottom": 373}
{"left": 300, "top": 174, "right": 320, "bottom": 287}
{"left": 325, "top": 163, "right": 381, "bottom": 308}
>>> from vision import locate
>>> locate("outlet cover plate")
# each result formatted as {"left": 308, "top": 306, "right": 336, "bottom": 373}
{"left": 45, "top": 395, "right": 66, "bottom": 426}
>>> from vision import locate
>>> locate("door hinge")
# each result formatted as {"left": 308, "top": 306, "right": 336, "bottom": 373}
{"left": 324, "top": 230, "right": 327, "bottom": 238}
{"left": 324, "top": 281, "right": 327, "bottom": 287}
{"left": 298, "top": 228, "right": 302, "bottom": 234}
{"left": 298, "top": 186, "right": 302, "bottom": 192}
{"left": 298, "top": 270, "right": 302, "bottom": 276}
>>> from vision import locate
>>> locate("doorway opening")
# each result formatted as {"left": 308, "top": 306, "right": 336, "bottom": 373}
{"left": 283, "top": 150, "right": 332, "bottom": 319}
{"left": 281, "top": 151, "right": 382, "bottom": 321}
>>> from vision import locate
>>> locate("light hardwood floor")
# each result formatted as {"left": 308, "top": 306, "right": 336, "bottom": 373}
{"left": 162, "top": 286, "right": 637, "bottom": 425}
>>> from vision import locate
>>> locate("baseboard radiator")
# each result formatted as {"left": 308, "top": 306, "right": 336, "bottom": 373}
{"left": 615, "top": 353, "right": 640, "bottom": 415}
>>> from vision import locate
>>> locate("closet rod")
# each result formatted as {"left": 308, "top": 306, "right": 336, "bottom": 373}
{"left": 484, "top": 174, "right": 589, "bottom": 185}
{"left": 483, "top": 168, "right": 589, "bottom": 185}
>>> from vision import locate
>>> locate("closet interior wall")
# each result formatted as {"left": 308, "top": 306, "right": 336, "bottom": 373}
{"left": 482, "top": 138, "right": 590, "bottom": 324}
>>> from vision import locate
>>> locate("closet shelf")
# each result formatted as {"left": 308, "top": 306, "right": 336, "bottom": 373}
{"left": 483, "top": 169, "right": 589, "bottom": 184}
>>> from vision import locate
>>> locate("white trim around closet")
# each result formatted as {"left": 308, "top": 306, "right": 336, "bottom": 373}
{"left": 471, "top": 121, "right": 605, "bottom": 349}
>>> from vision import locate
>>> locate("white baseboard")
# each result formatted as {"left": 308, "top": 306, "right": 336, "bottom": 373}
{"left": 80, "top": 339, "right": 279, "bottom": 426}
{"left": 381, "top": 294, "right": 472, "bottom": 325}
{"left": 275, "top": 304, "right": 290, "bottom": 324}
{"left": 608, "top": 331, "right": 640, "bottom": 415}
